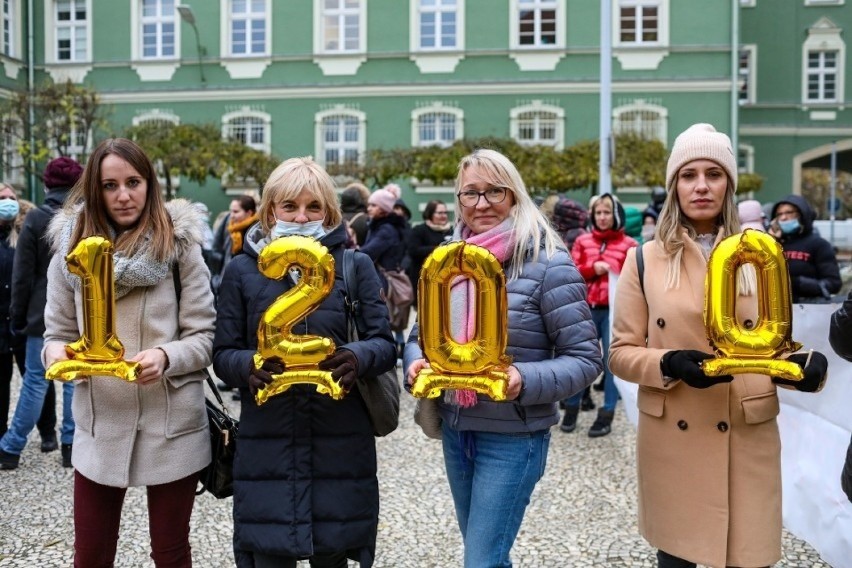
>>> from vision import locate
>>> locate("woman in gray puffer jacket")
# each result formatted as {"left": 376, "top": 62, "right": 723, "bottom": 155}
{"left": 404, "top": 149, "right": 602, "bottom": 568}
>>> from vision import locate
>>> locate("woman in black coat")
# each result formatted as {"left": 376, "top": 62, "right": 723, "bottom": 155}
{"left": 213, "top": 157, "right": 396, "bottom": 568}
{"left": 829, "top": 291, "right": 852, "bottom": 502}
{"left": 406, "top": 200, "right": 451, "bottom": 305}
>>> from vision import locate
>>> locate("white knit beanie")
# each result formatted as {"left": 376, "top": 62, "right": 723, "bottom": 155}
{"left": 368, "top": 189, "right": 397, "bottom": 213}
{"left": 665, "top": 123, "right": 737, "bottom": 193}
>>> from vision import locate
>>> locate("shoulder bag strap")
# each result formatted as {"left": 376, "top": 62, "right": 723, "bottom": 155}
{"left": 635, "top": 243, "right": 645, "bottom": 297}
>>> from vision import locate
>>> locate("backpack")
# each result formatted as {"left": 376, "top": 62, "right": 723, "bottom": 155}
{"left": 379, "top": 266, "right": 414, "bottom": 333}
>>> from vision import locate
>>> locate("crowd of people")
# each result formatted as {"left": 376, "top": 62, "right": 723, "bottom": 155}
{"left": 0, "top": 125, "right": 847, "bottom": 567}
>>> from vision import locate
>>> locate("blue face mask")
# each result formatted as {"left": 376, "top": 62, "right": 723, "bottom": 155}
{"left": 779, "top": 218, "right": 800, "bottom": 235}
{"left": 272, "top": 219, "right": 327, "bottom": 240}
{"left": 0, "top": 199, "right": 19, "bottom": 220}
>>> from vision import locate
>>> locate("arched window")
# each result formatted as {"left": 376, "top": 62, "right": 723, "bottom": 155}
{"left": 412, "top": 104, "right": 463, "bottom": 147}
{"left": 510, "top": 101, "right": 564, "bottom": 149}
{"left": 315, "top": 107, "right": 366, "bottom": 166}
{"left": 222, "top": 108, "right": 271, "bottom": 154}
{"left": 132, "top": 108, "right": 180, "bottom": 127}
{"left": 612, "top": 100, "right": 667, "bottom": 144}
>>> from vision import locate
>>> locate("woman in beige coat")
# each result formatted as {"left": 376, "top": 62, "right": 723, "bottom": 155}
{"left": 42, "top": 138, "right": 215, "bottom": 568}
{"left": 609, "top": 124, "right": 827, "bottom": 568}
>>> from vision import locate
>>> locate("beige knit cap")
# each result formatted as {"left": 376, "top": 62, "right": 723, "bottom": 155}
{"left": 665, "top": 123, "right": 737, "bottom": 193}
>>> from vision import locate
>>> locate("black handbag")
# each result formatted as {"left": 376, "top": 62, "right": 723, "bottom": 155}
{"left": 342, "top": 250, "right": 401, "bottom": 437}
{"left": 197, "top": 372, "right": 239, "bottom": 499}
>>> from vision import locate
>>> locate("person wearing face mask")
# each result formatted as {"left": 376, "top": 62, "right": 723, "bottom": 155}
{"left": 0, "top": 186, "right": 33, "bottom": 448}
{"left": 213, "top": 157, "right": 396, "bottom": 568}
{"left": 768, "top": 195, "right": 840, "bottom": 302}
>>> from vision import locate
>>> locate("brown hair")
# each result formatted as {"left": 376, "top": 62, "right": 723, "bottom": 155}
{"left": 67, "top": 138, "right": 174, "bottom": 262}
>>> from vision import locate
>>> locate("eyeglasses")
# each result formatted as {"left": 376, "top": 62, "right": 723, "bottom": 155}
{"left": 457, "top": 187, "right": 508, "bottom": 208}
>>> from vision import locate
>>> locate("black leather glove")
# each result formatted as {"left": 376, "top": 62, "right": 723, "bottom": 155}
{"left": 248, "top": 357, "right": 285, "bottom": 395}
{"left": 661, "top": 350, "right": 733, "bottom": 389}
{"left": 774, "top": 351, "right": 828, "bottom": 393}
{"left": 318, "top": 349, "right": 359, "bottom": 392}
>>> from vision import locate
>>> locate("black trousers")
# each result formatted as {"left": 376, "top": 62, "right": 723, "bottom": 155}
{"left": 0, "top": 350, "right": 56, "bottom": 438}
{"left": 657, "top": 549, "right": 770, "bottom": 568}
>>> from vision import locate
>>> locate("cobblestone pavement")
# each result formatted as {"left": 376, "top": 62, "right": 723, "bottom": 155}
{"left": 0, "top": 368, "right": 832, "bottom": 567}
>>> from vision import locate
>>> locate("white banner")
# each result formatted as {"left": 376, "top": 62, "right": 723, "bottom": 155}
{"left": 610, "top": 275, "right": 852, "bottom": 567}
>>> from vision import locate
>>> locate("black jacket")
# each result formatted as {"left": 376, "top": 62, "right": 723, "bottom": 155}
{"left": 360, "top": 214, "right": 407, "bottom": 290}
{"left": 771, "top": 195, "right": 841, "bottom": 302}
{"left": 0, "top": 224, "right": 24, "bottom": 353}
{"left": 212, "top": 223, "right": 395, "bottom": 566}
{"left": 406, "top": 222, "right": 450, "bottom": 296}
{"left": 10, "top": 188, "right": 70, "bottom": 336}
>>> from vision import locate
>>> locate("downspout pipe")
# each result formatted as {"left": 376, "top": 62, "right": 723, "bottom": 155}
{"left": 27, "top": 0, "right": 36, "bottom": 202}
{"left": 731, "top": 0, "right": 739, "bottom": 167}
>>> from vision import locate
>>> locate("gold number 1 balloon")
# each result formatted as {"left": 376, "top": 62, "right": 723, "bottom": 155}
{"left": 702, "top": 230, "right": 804, "bottom": 381}
{"left": 45, "top": 236, "right": 141, "bottom": 382}
{"left": 411, "top": 241, "right": 511, "bottom": 401}
{"left": 253, "top": 235, "right": 341, "bottom": 405}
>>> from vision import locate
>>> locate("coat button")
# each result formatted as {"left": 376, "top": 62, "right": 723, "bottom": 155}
{"left": 677, "top": 420, "right": 688, "bottom": 430}
{"left": 656, "top": 318, "right": 665, "bottom": 328}
{"left": 717, "top": 421, "right": 729, "bottom": 432}
{"left": 743, "top": 319, "right": 754, "bottom": 330}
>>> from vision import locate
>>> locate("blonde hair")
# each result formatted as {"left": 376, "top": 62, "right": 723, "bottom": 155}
{"left": 655, "top": 170, "right": 755, "bottom": 294}
{"left": 258, "top": 157, "right": 342, "bottom": 234}
{"left": 454, "top": 149, "right": 563, "bottom": 280}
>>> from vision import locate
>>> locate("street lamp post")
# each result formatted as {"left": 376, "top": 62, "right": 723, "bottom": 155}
{"left": 177, "top": 5, "right": 206, "bottom": 85}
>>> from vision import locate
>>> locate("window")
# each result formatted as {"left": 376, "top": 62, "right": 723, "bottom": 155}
{"left": 141, "top": 0, "right": 175, "bottom": 59}
{"left": 3, "top": 0, "right": 13, "bottom": 56}
{"left": 56, "top": 0, "right": 87, "bottom": 61}
{"left": 612, "top": 100, "right": 667, "bottom": 144}
{"left": 64, "top": 120, "right": 90, "bottom": 163}
{"left": 418, "top": 0, "right": 458, "bottom": 49}
{"left": 412, "top": 105, "right": 463, "bottom": 147}
{"left": 510, "top": 102, "right": 564, "bottom": 149}
{"left": 1, "top": 118, "right": 23, "bottom": 185}
{"left": 223, "top": 110, "right": 271, "bottom": 153}
{"left": 517, "top": 0, "right": 558, "bottom": 47}
{"left": 806, "top": 50, "right": 838, "bottom": 102}
{"left": 315, "top": 107, "right": 365, "bottom": 167}
{"left": 739, "top": 46, "right": 756, "bottom": 104}
{"left": 738, "top": 145, "right": 754, "bottom": 174}
{"left": 619, "top": 1, "right": 659, "bottom": 44}
{"left": 229, "top": 0, "right": 268, "bottom": 56}
{"left": 320, "top": 0, "right": 363, "bottom": 53}
{"left": 802, "top": 18, "right": 845, "bottom": 104}
{"left": 132, "top": 108, "right": 180, "bottom": 127}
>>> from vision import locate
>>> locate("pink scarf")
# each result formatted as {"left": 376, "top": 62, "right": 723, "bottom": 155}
{"left": 449, "top": 219, "right": 515, "bottom": 407}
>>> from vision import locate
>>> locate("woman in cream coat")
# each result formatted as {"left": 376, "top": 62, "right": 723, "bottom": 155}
{"left": 43, "top": 138, "right": 215, "bottom": 568}
{"left": 609, "top": 124, "right": 827, "bottom": 568}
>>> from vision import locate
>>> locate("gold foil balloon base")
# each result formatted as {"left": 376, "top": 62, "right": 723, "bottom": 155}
{"left": 46, "top": 359, "right": 141, "bottom": 382}
{"left": 410, "top": 368, "right": 509, "bottom": 401}
{"left": 702, "top": 357, "right": 804, "bottom": 382}
{"left": 254, "top": 370, "right": 344, "bottom": 406}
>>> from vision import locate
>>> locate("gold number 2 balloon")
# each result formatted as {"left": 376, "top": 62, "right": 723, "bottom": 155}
{"left": 411, "top": 241, "right": 511, "bottom": 401}
{"left": 253, "top": 235, "right": 341, "bottom": 405}
{"left": 702, "top": 230, "right": 804, "bottom": 381}
{"left": 45, "top": 236, "right": 141, "bottom": 382}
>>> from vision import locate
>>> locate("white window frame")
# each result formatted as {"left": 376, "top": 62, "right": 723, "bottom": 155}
{"left": 739, "top": 45, "right": 757, "bottom": 105}
{"left": 612, "top": 100, "right": 668, "bottom": 144}
{"left": 510, "top": 0, "right": 564, "bottom": 50}
{"left": 740, "top": 0, "right": 755, "bottom": 7}
{"left": 51, "top": 0, "right": 90, "bottom": 63}
{"left": 411, "top": 104, "right": 464, "bottom": 148}
{"left": 411, "top": 0, "right": 463, "bottom": 51}
{"left": 613, "top": 0, "right": 668, "bottom": 49}
{"left": 224, "top": 0, "right": 270, "bottom": 57}
{"left": 616, "top": 0, "right": 661, "bottom": 46}
{"left": 222, "top": 108, "right": 271, "bottom": 154}
{"left": 802, "top": 18, "right": 845, "bottom": 105}
{"left": 136, "top": 0, "right": 177, "bottom": 60}
{"left": 314, "top": 107, "right": 366, "bottom": 167}
{"left": 1, "top": 117, "right": 24, "bottom": 186}
{"left": 738, "top": 144, "right": 755, "bottom": 174}
{"left": 2, "top": 0, "right": 17, "bottom": 57}
{"left": 64, "top": 120, "right": 91, "bottom": 164}
{"left": 314, "top": 0, "right": 366, "bottom": 55}
{"left": 132, "top": 108, "right": 180, "bottom": 127}
{"left": 805, "top": 0, "right": 843, "bottom": 6}
{"left": 510, "top": 101, "right": 564, "bottom": 150}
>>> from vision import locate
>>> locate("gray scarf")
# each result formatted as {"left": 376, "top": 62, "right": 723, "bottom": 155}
{"left": 58, "top": 216, "right": 170, "bottom": 299}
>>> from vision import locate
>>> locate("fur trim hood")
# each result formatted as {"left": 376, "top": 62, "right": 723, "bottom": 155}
{"left": 48, "top": 198, "right": 206, "bottom": 262}
{"left": 3, "top": 198, "right": 34, "bottom": 248}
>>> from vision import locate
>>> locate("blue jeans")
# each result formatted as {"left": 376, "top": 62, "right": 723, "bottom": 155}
{"left": 565, "top": 307, "right": 618, "bottom": 412}
{"left": 442, "top": 424, "right": 551, "bottom": 568}
{"left": 0, "top": 336, "right": 75, "bottom": 455}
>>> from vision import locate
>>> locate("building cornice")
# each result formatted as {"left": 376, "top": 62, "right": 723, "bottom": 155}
{"left": 740, "top": 125, "right": 852, "bottom": 136}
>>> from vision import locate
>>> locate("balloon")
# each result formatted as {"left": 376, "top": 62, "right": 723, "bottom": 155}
{"left": 411, "top": 241, "right": 510, "bottom": 400}
{"left": 253, "top": 236, "right": 342, "bottom": 404}
{"left": 702, "top": 230, "right": 804, "bottom": 382}
{"left": 45, "top": 236, "right": 141, "bottom": 382}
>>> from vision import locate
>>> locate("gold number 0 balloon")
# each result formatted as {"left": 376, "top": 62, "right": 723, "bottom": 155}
{"left": 702, "top": 229, "right": 804, "bottom": 381}
{"left": 45, "top": 236, "right": 141, "bottom": 382}
{"left": 253, "top": 235, "right": 341, "bottom": 405}
{"left": 411, "top": 241, "right": 511, "bottom": 401}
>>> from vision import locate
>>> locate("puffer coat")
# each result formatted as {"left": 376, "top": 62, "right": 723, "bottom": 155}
{"left": 213, "top": 222, "right": 395, "bottom": 566}
{"left": 43, "top": 199, "right": 216, "bottom": 487}
{"left": 609, "top": 233, "right": 785, "bottom": 568}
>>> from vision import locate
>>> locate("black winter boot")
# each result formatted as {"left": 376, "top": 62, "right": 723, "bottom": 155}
{"left": 588, "top": 409, "right": 615, "bottom": 438}
{"left": 560, "top": 407, "right": 580, "bottom": 433}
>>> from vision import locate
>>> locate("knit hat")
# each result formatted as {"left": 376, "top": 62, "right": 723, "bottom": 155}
{"left": 368, "top": 189, "right": 396, "bottom": 213}
{"left": 43, "top": 156, "right": 83, "bottom": 190}
{"left": 665, "top": 123, "right": 737, "bottom": 193}
{"left": 737, "top": 199, "right": 765, "bottom": 231}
